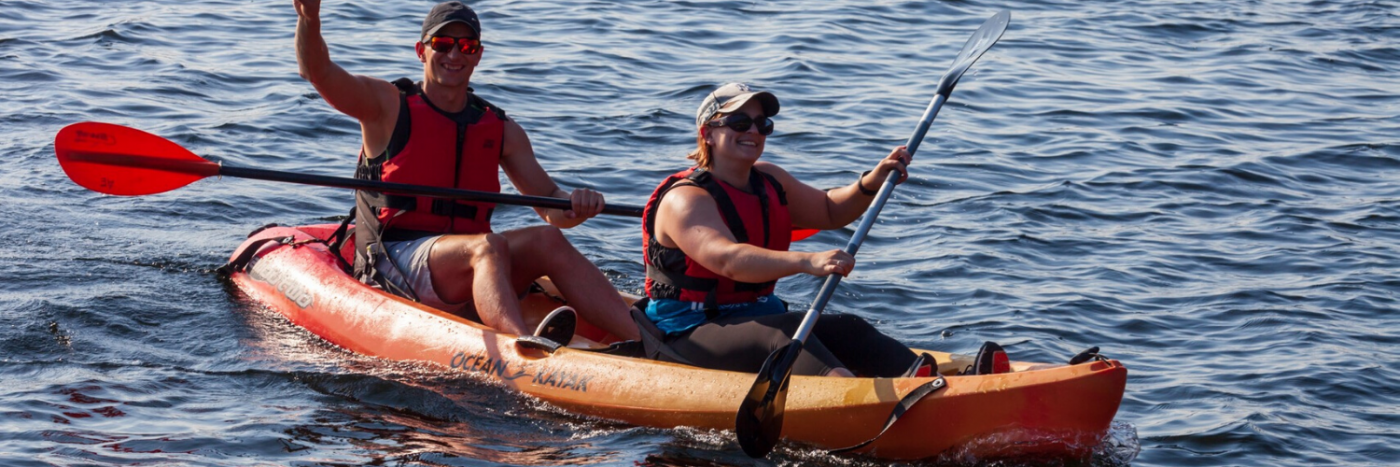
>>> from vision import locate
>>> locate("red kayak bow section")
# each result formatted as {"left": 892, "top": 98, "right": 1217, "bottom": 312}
{"left": 227, "top": 224, "right": 1127, "bottom": 460}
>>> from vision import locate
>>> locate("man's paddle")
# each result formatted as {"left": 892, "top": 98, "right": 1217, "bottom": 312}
{"left": 53, "top": 122, "right": 836, "bottom": 242}
{"left": 733, "top": 11, "right": 1010, "bottom": 458}
{"left": 53, "top": 121, "right": 646, "bottom": 217}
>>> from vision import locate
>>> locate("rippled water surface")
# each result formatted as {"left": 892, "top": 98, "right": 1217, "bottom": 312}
{"left": 2, "top": 0, "right": 1397, "bottom": 465}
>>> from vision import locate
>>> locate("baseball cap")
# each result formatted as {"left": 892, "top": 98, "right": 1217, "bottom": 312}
{"left": 695, "top": 83, "right": 780, "bottom": 129}
{"left": 422, "top": 1, "right": 481, "bottom": 40}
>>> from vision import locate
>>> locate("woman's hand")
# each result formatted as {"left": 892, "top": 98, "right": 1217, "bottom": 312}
{"left": 806, "top": 249, "right": 856, "bottom": 277}
{"left": 863, "top": 145, "right": 913, "bottom": 189}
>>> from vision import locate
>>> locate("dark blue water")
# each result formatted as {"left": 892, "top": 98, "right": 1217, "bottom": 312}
{"left": 3, "top": 0, "right": 1397, "bottom": 465}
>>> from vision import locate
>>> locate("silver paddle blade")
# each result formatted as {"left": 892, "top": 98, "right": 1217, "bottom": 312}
{"left": 936, "top": 10, "right": 1010, "bottom": 96}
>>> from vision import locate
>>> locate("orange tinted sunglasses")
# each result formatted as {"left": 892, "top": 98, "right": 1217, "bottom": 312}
{"left": 425, "top": 36, "right": 482, "bottom": 55}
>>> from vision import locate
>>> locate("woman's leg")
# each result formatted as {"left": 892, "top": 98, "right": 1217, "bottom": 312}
{"left": 666, "top": 312, "right": 848, "bottom": 376}
{"left": 812, "top": 313, "right": 917, "bottom": 377}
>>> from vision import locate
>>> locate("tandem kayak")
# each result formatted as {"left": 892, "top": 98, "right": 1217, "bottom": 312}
{"left": 224, "top": 224, "right": 1127, "bottom": 461}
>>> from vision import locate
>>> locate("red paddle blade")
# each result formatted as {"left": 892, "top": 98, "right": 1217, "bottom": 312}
{"left": 790, "top": 228, "right": 819, "bottom": 242}
{"left": 54, "top": 122, "right": 218, "bottom": 196}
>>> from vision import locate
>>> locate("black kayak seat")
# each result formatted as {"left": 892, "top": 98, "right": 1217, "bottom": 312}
{"left": 629, "top": 298, "right": 695, "bottom": 365}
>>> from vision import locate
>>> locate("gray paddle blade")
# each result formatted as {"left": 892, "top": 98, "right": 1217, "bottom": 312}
{"left": 936, "top": 10, "right": 1010, "bottom": 96}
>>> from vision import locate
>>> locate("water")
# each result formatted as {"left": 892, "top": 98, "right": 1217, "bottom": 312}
{"left": 2, "top": 0, "right": 1397, "bottom": 465}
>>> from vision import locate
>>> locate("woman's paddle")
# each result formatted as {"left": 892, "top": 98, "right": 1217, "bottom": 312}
{"left": 53, "top": 121, "right": 646, "bottom": 217}
{"left": 734, "top": 11, "right": 1011, "bottom": 458}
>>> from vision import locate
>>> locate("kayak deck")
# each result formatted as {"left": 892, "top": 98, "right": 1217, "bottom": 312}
{"left": 226, "top": 224, "right": 1127, "bottom": 461}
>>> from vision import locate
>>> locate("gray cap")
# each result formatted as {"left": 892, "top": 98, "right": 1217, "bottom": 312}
{"left": 422, "top": 1, "right": 481, "bottom": 40}
{"left": 694, "top": 83, "right": 780, "bottom": 129}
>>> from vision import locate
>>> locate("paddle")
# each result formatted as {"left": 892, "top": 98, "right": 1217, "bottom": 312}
{"left": 54, "top": 122, "right": 846, "bottom": 242}
{"left": 53, "top": 121, "right": 646, "bottom": 217}
{"left": 733, "top": 11, "right": 1010, "bottom": 458}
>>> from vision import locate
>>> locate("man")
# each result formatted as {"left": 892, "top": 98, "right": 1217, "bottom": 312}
{"left": 293, "top": 0, "right": 638, "bottom": 341}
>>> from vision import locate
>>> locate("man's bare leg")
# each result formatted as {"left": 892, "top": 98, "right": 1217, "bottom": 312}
{"left": 427, "top": 233, "right": 531, "bottom": 336}
{"left": 502, "top": 226, "right": 641, "bottom": 341}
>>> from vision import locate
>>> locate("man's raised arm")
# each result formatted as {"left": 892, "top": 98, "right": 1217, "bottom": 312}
{"left": 294, "top": 0, "right": 395, "bottom": 126}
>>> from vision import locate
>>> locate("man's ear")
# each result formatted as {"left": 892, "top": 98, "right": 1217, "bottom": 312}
{"left": 415, "top": 42, "right": 426, "bottom": 62}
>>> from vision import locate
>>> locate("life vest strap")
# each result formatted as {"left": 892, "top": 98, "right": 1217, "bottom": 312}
{"left": 377, "top": 194, "right": 493, "bottom": 222}
{"left": 645, "top": 266, "right": 774, "bottom": 294}
{"left": 645, "top": 266, "right": 718, "bottom": 294}
{"left": 687, "top": 169, "right": 751, "bottom": 244}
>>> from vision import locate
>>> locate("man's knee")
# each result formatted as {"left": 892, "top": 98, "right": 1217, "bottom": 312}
{"left": 508, "top": 226, "right": 580, "bottom": 266}
{"left": 519, "top": 224, "right": 568, "bottom": 249}
{"left": 437, "top": 233, "right": 509, "bottom": 269}
{"left": 469, "top": 233, "right": 509, "bottom": 262}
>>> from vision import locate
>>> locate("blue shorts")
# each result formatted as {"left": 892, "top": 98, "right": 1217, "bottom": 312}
{"left": 645, "top": 294, "right": 787, "bottom": 335}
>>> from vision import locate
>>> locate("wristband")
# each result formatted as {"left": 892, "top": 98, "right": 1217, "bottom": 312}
{"left": 857, "top": 170, "right": 878, "bottom": 196}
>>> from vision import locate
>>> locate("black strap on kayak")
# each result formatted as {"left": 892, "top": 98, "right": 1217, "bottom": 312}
{"left": 514, "top": 335, "right": 563, "bottom": 353}
{"left": 629, "top": 299, "right": 696, "bottom": 365}
{"left": 361, "top": 240, "right": 422, "bottom": 303}
{"left": 216, "top": 235, "right": 294, "bottom": 277}
{"left": 322, "top": 206, "right": 356, "bottom": 274}
{"left": 577, "top": 339, "right": 646, "bottom": 358}
{"left": 828, "top": 375, "right": 948, "bottom": 455}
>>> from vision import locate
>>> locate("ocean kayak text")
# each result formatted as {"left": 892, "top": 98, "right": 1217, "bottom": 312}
{"left": 451, "top": 351, "right": 594, "bottom": 392}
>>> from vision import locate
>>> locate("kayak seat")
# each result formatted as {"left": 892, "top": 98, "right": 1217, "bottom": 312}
{"left": 629, "top": 298, "right": 695, "bottom": 365}
{"left": 533, "top": 306, "right": 578, "bottom": 346}
{"left": 964, "top": 341, "right": 1011, "bottom": 375}
{"left": 904, "top": 352, "right": 938, "bottom": 378}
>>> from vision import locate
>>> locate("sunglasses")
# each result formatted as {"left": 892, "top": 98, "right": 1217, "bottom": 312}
{"left": 425, "top": 36, "right": 483, "bottom": 55}
{"left": 707, "top": 113, "right": 775, "bottom": 136}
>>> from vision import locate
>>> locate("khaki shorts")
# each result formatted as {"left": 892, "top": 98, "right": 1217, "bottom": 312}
{"left": 373, "top": 235, "right": 469, "bottom": 313}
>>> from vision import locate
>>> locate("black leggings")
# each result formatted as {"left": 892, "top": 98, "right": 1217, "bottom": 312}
{"left": 663, "top": 312, "right": 917, "bottom": 377}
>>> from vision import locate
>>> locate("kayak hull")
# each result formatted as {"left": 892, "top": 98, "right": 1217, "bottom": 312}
{"left": 227, "top": 225, "right": 1127, "bottom": 460}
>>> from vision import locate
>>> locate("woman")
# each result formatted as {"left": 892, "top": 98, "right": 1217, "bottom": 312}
{"left": 640, "top": 83, "right": 926, "bottom": 377}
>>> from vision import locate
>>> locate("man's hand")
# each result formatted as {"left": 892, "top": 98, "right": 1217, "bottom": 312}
{"left": 565, "top": 188, "right": 604, "bottom": 220}
{"left": 293, "top": 0, "right": 321, "bottom": 20}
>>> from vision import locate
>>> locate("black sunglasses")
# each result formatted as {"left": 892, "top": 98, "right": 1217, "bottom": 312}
{"left": 707, "top": 113, "right": 774, "bottom": 136}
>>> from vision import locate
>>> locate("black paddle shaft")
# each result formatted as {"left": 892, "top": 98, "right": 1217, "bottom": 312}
{"left": 219, "top": 165, "right": 644, "bottom": 217}
{"left": 735, "top": 11, "right": 1010, "bottom": 459}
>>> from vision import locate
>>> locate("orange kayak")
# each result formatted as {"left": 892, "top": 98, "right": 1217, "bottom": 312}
{"left": 225, "top": 224, "right": 1127, "bottom": 461}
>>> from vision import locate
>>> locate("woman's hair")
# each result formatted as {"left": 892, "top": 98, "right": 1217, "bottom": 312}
{"left": 686, "top": 126, "right": 712, "bottom": 169}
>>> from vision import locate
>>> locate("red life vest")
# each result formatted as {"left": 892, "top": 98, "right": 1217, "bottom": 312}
{"left": 642, "top": 167, "right": 791, "bottom": 313}
{"left": 352, "top": 79, "right": 507, "bottom": 282}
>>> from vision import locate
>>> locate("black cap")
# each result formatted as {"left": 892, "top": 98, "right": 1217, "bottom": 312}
{"left": 421, "top": 2, "right": 481, "bottom": 40}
